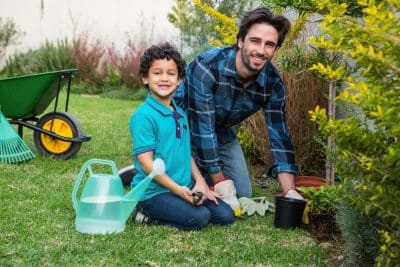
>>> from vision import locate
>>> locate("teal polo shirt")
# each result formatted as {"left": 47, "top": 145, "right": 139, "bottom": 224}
{"left": 130, "top": 93, "right": 192, "bottom": 200}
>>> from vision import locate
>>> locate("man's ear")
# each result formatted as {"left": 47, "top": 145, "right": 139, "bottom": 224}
{"left": 237, "top": 38, "right": 244, "bottom": 49}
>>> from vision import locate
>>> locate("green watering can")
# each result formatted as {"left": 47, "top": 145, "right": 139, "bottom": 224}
{"left": 72, "top": 158, "right": 165, "bottom": 234}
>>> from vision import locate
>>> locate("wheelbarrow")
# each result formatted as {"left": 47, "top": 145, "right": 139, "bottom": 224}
{"left": 0, "top": 69, "right": 91, "bottom": 159}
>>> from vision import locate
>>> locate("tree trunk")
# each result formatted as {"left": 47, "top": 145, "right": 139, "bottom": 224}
{"left": 326, "top": 80, "right": 336, "bottom": 184}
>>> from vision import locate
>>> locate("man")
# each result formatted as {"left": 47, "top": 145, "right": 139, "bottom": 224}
{"left": 174, "top": 7, "right": 303, "bottom": 210}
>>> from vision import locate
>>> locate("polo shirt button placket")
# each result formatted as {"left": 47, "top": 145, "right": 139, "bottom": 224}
{"left": 173, "top": 112, "right": 182, "bottom": 139}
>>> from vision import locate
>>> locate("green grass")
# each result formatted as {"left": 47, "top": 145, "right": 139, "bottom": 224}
{"left": 0, "top": 94, "right": 328, "bottom": 266}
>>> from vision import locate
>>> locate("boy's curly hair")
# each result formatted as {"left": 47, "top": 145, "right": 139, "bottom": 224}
{"left": 139, "top": 42, "right": 186, "bottom": 79}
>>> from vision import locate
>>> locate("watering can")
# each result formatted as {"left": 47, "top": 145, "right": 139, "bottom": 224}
{"left": 71, "top": 158, "right": 165, "bottom": 234}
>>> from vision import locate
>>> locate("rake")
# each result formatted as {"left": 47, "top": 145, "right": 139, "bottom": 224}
{"left": 0, "top": 110, "right": 35, "bottom": 164}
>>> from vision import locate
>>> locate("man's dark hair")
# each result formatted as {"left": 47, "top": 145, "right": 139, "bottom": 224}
{"left": 236, "top": 7, "right": 291, "bottom": 48}
{"left": 139, "top": 42, "right": 186, "bottom": 79}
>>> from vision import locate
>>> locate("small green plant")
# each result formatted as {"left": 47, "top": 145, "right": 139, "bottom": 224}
{"left": 336, "top": 201, "right": 380, "bottom": 266}
{"left": 298, "top": 184, "right": 341, "bottom": 214}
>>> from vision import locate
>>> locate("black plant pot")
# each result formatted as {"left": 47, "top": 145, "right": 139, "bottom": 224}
{"left": 274, "top": 196, "right": 306, "bottom": 229}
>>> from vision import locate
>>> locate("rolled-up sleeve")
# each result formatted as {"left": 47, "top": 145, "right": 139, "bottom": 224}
{"left": 264, "top": 79, "right": 298, "bottom": 178}
{"left": 186, "top": 57, "right": 222, "bottom": 174}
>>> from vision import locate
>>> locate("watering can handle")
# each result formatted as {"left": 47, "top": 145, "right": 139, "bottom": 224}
{"left": 71, "top": 159, "right": 119, "bottom": 211}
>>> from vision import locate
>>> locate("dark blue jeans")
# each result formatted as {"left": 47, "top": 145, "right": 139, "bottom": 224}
{"left": 137, "top": 192, "right": 234, "bottom": 230}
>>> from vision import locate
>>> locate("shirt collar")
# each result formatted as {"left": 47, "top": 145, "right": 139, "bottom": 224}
{"left": 144, "top": 93, "right": 183, "bottom": 117}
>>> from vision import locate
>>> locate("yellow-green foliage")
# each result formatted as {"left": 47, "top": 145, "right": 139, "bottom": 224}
{"left": 309, "top": 0, "right": 400, "bottom": 265}
{"left": 192, "top": 0, "right": 237, "bottom": 46}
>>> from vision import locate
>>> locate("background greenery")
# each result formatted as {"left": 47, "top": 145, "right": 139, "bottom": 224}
{"left": 0, "top": 93, "right": 328, "bottom": 266}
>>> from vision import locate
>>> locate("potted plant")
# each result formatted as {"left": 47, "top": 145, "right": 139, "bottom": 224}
{"left": 298, "top": 184, "right": 342, "bottom": 240}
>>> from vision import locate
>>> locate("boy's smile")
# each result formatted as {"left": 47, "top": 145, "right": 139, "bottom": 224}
{"left": 142, "top": 59, "right": 181, "bottom": 107}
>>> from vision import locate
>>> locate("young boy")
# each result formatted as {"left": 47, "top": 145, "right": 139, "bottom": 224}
{"left": 130, "top": 42, "right": 234, "bottom": 230}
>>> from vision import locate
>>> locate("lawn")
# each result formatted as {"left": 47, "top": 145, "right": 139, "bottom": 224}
{"left": 0, "top": 93, "right": 328, "bottom": 266}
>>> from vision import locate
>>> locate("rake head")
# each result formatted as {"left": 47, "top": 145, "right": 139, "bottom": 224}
{"left": 0, "top": 111, "right": 35, "bottom": 164}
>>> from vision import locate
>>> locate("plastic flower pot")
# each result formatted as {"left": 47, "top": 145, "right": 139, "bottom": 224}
{"left": 295, "top": 176, "right": 327, "bottom": 188}
{"left": 274, "top": 196, "right": 307, "bottom": 229}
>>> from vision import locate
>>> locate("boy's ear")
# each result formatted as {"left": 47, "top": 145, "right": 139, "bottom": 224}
{"left": 141, "top": 76, "right": 148, "bottom": 85}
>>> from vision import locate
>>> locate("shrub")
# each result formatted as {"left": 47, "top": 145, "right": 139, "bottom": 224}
{"left": 336, "top": 201, "right": 380, "bottom": 266}
{"left": 71, "top": 34, "right": 106, "bottom": 87}
{"left": 0, "top": 39, "right": 74, "bottom": 76}
{"left": 298, "top": 184, "right": 341, "bottom": 214}
{"left": 309, "top": 0, "right": 400, "bottom": 265}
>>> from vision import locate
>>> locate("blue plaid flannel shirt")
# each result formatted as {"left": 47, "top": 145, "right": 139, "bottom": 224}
{"left": 174, "top": 46, "right": 298, "bottom": 178}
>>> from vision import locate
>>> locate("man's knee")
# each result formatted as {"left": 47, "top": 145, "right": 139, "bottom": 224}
{"left": 231, "top": 177, "right": 252, "bottom": 198}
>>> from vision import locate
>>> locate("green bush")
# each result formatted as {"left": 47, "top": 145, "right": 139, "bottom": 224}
{"left": 336, "top": 201, "right": 380, "bottom": 266}
{"left": 309, "top": 0, "right": 400, "bottom": 265}
{"left": 0, "top": 39, "right": 74, "bottom": 77}
{"left": 298, "top": 184, "right": 341, "bottom": 214}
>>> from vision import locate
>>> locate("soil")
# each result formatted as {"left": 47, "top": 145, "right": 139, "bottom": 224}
{"left": 303, "top": 213, "right": 345, "bottom": 266}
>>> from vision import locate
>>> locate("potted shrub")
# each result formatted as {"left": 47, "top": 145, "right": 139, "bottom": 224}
{"left": 298, "top": 184, "right": 342, "bottom": 240}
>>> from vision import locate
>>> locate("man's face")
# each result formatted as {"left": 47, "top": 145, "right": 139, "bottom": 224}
{"left": 237, "top": 23, "right": 279, "bottom": 75}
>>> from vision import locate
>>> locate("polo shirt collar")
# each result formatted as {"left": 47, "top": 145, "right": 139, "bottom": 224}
{"left": 222, "top": 46, "right": 270, "bottom": 88}
{"left": 144, "top": 93, "right": 182, "bottom": 117}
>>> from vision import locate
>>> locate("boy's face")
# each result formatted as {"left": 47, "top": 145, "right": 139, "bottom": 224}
{"left": 142, "top": 59, "right": 181, "bottom": 105}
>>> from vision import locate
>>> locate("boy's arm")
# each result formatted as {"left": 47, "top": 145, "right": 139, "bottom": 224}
{"left": 137, "top": 151, "right": 193, "bottom": 203}
{"left": 190, "top": 157, "right": 219, "bottom": 205}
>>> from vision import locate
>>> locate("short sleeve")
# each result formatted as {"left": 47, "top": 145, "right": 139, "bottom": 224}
{"left": 130, "top": 111, "right": 156, "bottom": 155}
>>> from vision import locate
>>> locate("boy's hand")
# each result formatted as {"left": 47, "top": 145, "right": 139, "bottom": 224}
{"left": 175, "top": 186, "right": 193, "bottom": 203}
{"left": 191, "top": 180, "right": 219, "bottom": 205}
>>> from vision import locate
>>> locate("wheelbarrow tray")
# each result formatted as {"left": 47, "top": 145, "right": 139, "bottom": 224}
{"left": 0, "top": 69, "right": 77, "bottom": 119}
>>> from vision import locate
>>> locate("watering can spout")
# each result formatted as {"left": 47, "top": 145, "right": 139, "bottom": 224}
{"left": 121, "top": 158, "right": 165, "bottom": 222}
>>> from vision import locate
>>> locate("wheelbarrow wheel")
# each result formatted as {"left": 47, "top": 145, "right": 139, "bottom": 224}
{"left": 33, "top": 111, "right": 83, "bottom": 159}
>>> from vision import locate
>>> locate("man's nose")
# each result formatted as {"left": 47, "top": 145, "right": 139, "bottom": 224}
{"left": 256, "top": 44, "right": 265, "bottom": 55}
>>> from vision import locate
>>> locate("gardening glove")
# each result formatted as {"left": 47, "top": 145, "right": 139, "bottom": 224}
{"left": 285, "top": 189, "right": 304, "bottom": 200}
{"left": 213, "top": 179, "right": 241, "bottom": 216}
{"left": 239, "top": 197, "right": 275, "bottom": 216}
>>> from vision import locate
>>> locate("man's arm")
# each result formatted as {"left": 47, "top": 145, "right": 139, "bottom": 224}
{"left": 186, "top": 57, "right": 224, "bottom": 179}
{"left": 264, "top": 77, "right": 298, "bottom": 188}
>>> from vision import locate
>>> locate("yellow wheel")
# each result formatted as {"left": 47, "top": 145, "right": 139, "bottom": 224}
{"left": 40, "top": 118, "right": 73, "bottom": 153}
{"left": 34, "top": 112, "right": 83, "bottom": 159}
